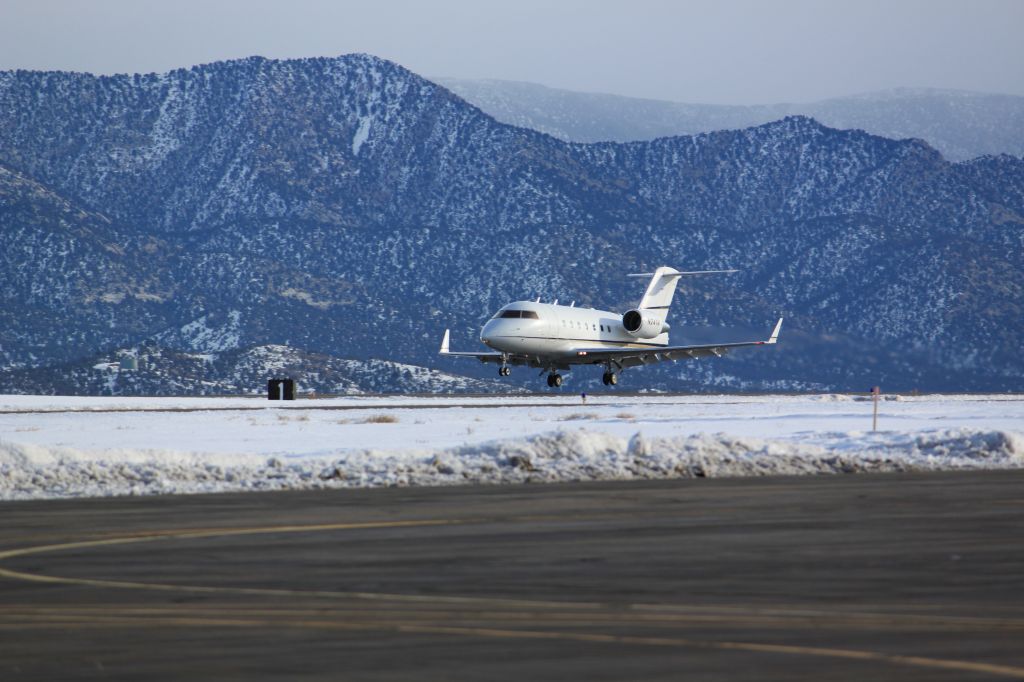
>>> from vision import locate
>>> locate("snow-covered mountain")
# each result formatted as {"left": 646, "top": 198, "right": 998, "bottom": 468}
{"left": 438, "top": 79, "right": 1024, "bottom": 161}
{"left": 1, "top": 54, "right": 1022, "bottom": 393}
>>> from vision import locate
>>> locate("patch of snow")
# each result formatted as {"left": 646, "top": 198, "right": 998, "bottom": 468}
{"left": 1, "top": 427, "right": 1020, "bottom": 500}
{"left": 352, "top": 115, "right": 371, "bottom": 156}
{"left": 0, "top": 394, "right": 1022, "bottom": 500}
{"left": 157, "top": 310, "right": 243, "bottom": 352}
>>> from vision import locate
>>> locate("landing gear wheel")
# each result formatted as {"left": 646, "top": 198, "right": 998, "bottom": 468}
{"left": 608, "top": 372, "right": 618, "bottom": 386}
{"left": 552, "top": 373, "right": 563, "bottom": 388}
{"left": 499, "top": 366, "right": 510, "bottom": 377}
{"left": 601, "top": 372, "right": 611, "bottom": 386}
{"left": 546, "top": 374, "right": 555, "bottom": 388}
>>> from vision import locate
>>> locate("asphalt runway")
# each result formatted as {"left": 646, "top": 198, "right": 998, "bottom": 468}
{"left": 2, "top": 472, "right": 1023, "bottom": 681}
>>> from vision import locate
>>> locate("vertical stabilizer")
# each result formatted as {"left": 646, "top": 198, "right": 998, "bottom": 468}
{"left": 627, "top": 266, "right": 739, "bottom": 323}
{"left": 638, "top": 266, "right": 683, "bottom": 312}
{"left": 625, "top": 267, "right": 684, "bottom": 324}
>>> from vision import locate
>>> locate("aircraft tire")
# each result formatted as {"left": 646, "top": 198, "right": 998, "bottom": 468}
{"left": 552, "top": 374, "right": 563, "bottom": 388}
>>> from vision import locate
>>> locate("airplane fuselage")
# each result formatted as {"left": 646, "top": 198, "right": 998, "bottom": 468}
{"left": 480, "top": 300, "right": 668, "bottom": 359}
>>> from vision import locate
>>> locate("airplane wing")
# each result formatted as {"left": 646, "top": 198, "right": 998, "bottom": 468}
{"left": 571, "top": 318, "right": 783, "bottom": 369}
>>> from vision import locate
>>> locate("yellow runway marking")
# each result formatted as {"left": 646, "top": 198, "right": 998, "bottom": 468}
{"left": 0, "top": 518, "right": 458, "bottom": 561}
{"left": 2, "top": 611, "right": 1023, "bottom": 679}
{"left": 2, "top": 519, "right": 1023, "bottom": 678}
{"left": 0, "top": 518, "right": 608, "bottom": 610}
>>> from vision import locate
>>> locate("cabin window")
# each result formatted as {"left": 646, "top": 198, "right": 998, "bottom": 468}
{"left": 600, "top": 324, "right": 605, "bottom": 332}
{"left": 521, "top": 310, "right": 539, "bottom": 319}
{"left": 500, "top": 310, "right": 522, "bottom": 318}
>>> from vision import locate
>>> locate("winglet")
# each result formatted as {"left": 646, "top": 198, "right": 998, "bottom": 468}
{"left": 767, "top": 318, "right": 783, "bottom": 344}
{"left": 440, "top": 329, "right": 451, "bottom": 354}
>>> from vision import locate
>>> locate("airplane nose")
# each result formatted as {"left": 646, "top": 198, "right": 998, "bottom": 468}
{"left": 480, "top": 320, "right": 497, "bottom": 346}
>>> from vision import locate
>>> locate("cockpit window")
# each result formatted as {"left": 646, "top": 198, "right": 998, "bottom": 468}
{"left": 497, "top": 309, "right": 539, "bottom": 319}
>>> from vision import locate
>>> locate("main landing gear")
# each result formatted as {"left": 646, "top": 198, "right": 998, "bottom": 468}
{"left": 601, "top": 371, "right": 618, "bottom": 386}
{"left": 546, "top": 373, "right": 563, "bottom": 388}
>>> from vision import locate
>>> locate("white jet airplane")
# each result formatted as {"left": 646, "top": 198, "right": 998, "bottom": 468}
{"left": 440, "top": 266, "right": 782, "bottom": 387}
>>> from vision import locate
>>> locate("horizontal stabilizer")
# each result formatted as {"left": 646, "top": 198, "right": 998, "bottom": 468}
{"left": 627, "top": 269, "right": 738, "bottom": 278}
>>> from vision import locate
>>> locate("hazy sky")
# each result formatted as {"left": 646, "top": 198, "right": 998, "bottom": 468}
{"left": 1, "top": 0, "right": 1021, "bottom": 104}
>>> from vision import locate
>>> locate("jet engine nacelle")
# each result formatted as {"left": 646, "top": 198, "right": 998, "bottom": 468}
{"left": 622, "top": 309, "right": 669, "bottom": 338}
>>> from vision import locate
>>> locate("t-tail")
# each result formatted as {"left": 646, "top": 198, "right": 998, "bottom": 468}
{"left": 623, "top": 266, "right": 738, "bottom": 336}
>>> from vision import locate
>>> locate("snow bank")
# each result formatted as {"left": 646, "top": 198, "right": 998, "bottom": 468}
{"left": 2, "top": 428, "right": 1021, "bottom": 501}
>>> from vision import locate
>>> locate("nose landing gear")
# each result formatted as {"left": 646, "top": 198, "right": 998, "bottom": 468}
{"left": 498, "top": 365, "right": 510, "bottom": 376}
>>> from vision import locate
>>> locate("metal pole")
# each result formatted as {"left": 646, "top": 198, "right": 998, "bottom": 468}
{"left": 872, "top": 386, "right": 879, "bottom": 431}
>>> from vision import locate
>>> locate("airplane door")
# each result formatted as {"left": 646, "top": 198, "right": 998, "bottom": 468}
{"left": 548, "top": 310, "right": 560, "bottom": 339}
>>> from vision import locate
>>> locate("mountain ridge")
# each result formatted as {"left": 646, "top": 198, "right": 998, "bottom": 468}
{"left": 438, "top": 77, "right": 1024, "bottom": 161}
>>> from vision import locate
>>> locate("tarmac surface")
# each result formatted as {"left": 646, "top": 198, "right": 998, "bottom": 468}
{"left": 1, "top": 471, "right": 1023, "bottom": 681}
